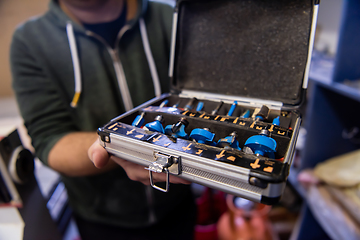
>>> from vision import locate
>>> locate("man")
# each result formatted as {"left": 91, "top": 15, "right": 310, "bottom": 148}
{"left": 10, "top": 0, "right": 196, "bottom": 239}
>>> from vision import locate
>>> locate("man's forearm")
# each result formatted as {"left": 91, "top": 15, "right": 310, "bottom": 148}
{"left": 48, "top": 132, "right": 117, "bottom": 177}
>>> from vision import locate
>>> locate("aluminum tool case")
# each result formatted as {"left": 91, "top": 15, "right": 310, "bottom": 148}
{"left": 98, "top": 0, "right": 319, "bottom": 204}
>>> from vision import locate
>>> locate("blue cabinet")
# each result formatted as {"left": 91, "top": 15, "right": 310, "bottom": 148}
{"left": 291, "top": 0, "right": 360, "bottom": 239}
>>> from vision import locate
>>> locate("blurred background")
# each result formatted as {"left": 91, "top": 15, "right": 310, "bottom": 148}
{"left": 2, "top": 0, "right": 360, "bottom": 240}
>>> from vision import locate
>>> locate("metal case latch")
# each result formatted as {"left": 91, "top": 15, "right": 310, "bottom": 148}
{"left": 146, "top": 152, "right": 180, "bottom": 192}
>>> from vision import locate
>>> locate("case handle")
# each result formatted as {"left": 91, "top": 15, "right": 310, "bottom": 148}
{"left": 146, "top": 152, "right": 179, "bottom": 192}
{"left": 149, "top": 168, "right": 170, "bottom": 192}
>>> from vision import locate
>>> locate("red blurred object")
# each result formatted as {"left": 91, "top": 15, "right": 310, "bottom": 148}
{"left": 194, "top": 188, "right": 227, "bottom": 240}
{"left": 217, "top": 195, "right": 275, "bottom": 240}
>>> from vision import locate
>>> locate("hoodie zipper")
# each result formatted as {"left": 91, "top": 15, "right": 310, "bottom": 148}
{"left": 86, "top": 25, "right": 133, "bottom": 111}
{"left": 86, "top": 24, "right": 157, "bottom": 224}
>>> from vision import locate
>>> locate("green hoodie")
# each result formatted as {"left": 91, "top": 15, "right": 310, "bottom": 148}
{"left": 11, "top": 0, "right": 193, "bottom": 227}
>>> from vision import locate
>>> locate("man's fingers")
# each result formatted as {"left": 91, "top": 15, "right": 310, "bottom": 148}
{"left": 88, "top": 140, "right": 109, "bottom": 168}
{"left": 111, "top": 156, "right": 191, "bottom": 185}
{"left": 169, "top": 175, "right": 191, "bottom": 185}
{"left": 111, "top": 157, "right": 150, "bottom": 184}
{"left": 148, "top": 173, "right": 191, "bottom": 185}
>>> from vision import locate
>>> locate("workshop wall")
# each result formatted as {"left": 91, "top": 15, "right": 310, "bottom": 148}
{"left": 0, "top": 0, "right": 48, "bottom": 98}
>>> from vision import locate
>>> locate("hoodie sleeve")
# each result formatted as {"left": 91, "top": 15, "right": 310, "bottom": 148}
{"left": 10, "top": 26, "right": 77, "bottom": 166}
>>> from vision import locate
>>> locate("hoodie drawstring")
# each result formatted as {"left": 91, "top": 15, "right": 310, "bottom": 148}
{"left": 66, "top": 18, "right": 161, "bottom": 108}
{"left": 66, "top": 22, "right": 82, "bottom": 108}
{"left": 139, "top": 18, "right": 162, "bottom": 97}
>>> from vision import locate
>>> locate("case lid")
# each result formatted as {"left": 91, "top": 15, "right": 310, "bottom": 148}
{"left": 170, "top": 0, "right": 319, "bottom": 106}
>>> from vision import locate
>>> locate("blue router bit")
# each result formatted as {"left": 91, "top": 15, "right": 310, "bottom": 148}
{"left": 217, "top": 131, "right": 241, "bottom": 150}
{"left": 165, "top": 117, "right": 189, "bottom": 139}
{"left": 184, "top": 97, "right": 197, "bottom": 111}
{"left": 244, "top": 130, "right": 277, "bottom": 159}
{"left": 132, "top": 112, "right": 146, "bottom": 127}
{"left": 172, "top": 100, "right": 180, "bottom": 108}
{"left": 159, "top": 99, "right": 169, "bottom": 108}
{"left": 227, "top": 101, "right": 238, "bottom": 116}
{"left": 272, "top": 116, "right": 280, "bottom": 126}
{"left": 143, "top": 115, "right": 165, "bottom": 133}
{"left": 254, "top": 105, "right": 270, "bottom": 121}
{"left": 196, "top": 101, "right": 204, "bottom": 112}
{"left": 190, "top": 128, "right": 215, "bottom": 146}
{"left": 211, "top": 101, "right": 224, "bottom": 115}
{"left": 132, "top": 100, "right": 167, "bottom": 127}
{"left": 240, "top": 109, "right": 251, "bottom": 118}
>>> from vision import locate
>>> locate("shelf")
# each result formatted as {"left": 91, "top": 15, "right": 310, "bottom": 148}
{"left": 311, "top": 79, "right": 360, "bottom": 103}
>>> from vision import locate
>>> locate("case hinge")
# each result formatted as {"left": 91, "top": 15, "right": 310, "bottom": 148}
{"left": 146, "top": 152, "right": 181, "bottom": 192}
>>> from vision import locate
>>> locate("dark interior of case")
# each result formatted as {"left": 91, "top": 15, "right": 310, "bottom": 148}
{"left": 172, "top": 0, "right": 313, "bottom": 105}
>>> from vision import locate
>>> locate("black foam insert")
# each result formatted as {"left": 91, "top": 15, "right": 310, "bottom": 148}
{"left": 173, "top": 0, "right": 313, "bottom": 105}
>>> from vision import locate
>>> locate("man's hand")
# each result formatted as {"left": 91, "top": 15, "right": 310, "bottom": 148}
{"left": 88, "top": 140, "right": 190, "bottom": 185}
{"left": 88, "top": 140, "right": 111, "bottom": 168}
{"left": 48, "top": 132, "right": 117, "bottom": 177}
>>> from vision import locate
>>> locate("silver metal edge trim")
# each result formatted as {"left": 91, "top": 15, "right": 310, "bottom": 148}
{"left": 181, "top": 156, "right": 249, "bottom": 182}
{"left": 283, "top": 117, "right": 301, "bottom": 165}
{"left": 109, "top": 143, "right": 281, "bottom": 200}
{"left": 180, "top": 170, "right": 283, "bottom": 199}
{"left": 169, "top": 12, "right": 178, "bottom": 78}
{"left": 303, "top": 4, "right": 319, "bottom": 89}
{"left": 262, "top": 182, "right": 286, "bottom": 198}
{"left": 179, "top": 90, "right": 283, "bottom": 110}
{"left": 108, "top": 133, "right": 251, "bottom": 177}
{"left": 107, "top": 146, "right": 263, "bottom": 201}
{"left": 182, "top": 172, "right": 262, "bottom": 201}
{"left": 107, "top": 147, "right": 152, "bottom": 166}
{"left": 106, "top": 134, "right": 285, "bottom": 200}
